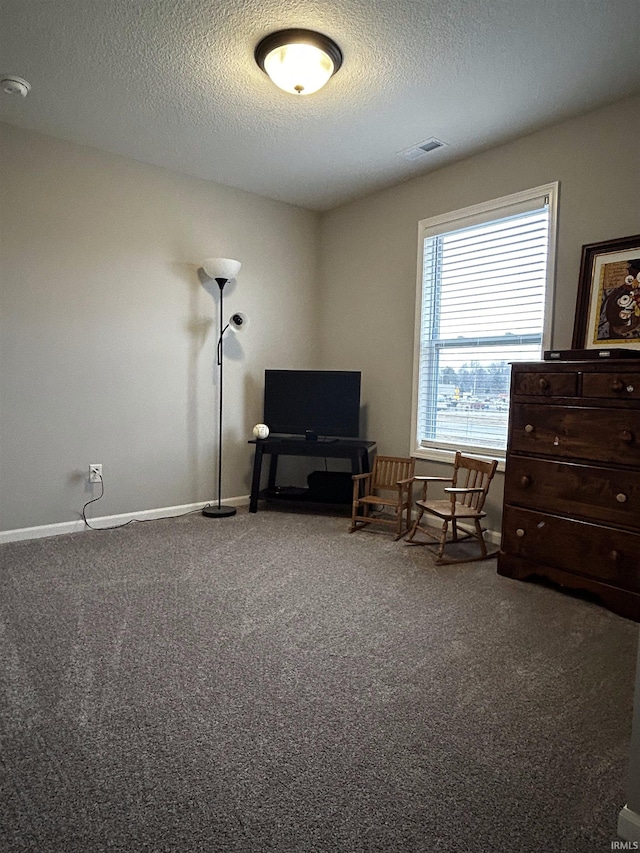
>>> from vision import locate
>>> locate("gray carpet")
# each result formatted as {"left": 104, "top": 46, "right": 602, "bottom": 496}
{"left": 0, "top": 507, "right": 637, "bottom": 852}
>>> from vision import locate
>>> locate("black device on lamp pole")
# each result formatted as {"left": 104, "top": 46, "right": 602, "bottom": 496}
{"left": 201, "top": 257, "right": 246, "bottom": 519}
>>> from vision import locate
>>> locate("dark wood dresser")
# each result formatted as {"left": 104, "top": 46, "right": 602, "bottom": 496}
{"left": 498, "top": 360, "right": 640, "bottom": 621}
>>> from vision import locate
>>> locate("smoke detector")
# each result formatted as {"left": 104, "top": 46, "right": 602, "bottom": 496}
{"left": 1, "top": 76, "right": 31, "bottom": 98}
{"left": 398, "top": 137, "right": 447, "bottom": 161}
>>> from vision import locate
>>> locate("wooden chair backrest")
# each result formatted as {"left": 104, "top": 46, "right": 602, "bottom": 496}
{"left": 370, "top": 455, "right": 415, "bottom": 493}
{"left": 451, "top": 452, "right": 498, "bottom": 512}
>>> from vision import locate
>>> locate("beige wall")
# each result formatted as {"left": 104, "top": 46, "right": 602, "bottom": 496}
{"left": 3, "top": 94, "right": 640, "bottom": 535}
{"left": 0, "top": 123, "right": 321, "bottom": 532}
{"left": 318, "top": 94, "right": 640, "bottom": 532}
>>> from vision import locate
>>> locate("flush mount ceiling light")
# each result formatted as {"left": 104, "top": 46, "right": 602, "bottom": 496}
{"left": 254, "top": 29, "right": 343, "bottom": 96}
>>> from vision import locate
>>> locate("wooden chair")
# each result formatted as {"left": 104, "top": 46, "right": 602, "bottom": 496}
{"left": 350, "top": 455, "right": 415, "bottom": 540}
{"left": 406, "top": 452, "right": 498, "bottom": 564}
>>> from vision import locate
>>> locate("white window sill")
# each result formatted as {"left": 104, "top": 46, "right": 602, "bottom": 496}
{"left": 412, "top": 445, "right": 506, "bottom": 473}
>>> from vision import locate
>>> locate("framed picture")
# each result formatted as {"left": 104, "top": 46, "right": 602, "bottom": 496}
{"left": 572, "top": 234, "right": 640, "bottom": 350}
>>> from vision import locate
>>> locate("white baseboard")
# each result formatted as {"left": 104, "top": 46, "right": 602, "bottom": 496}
{"left": 1, "top": 499, "right": 501, "bottom": 548}
{"left": 618, "top": 805, "right": 640, "bottom": 843}
{"left": 0, "top": 495, "right": 250, "bottom": 545}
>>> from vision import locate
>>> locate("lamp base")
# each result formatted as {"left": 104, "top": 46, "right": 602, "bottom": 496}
{"left": 202, "top": 505, "right": 237, "bottom": 519}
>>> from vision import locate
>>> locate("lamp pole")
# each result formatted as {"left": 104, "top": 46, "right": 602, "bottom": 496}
{"left": 202, "top": 276, "right": 236, "bottom": 519}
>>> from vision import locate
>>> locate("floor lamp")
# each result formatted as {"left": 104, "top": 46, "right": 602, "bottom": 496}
{"left": 201, "top": 257, "right": 246, "bottom": 519}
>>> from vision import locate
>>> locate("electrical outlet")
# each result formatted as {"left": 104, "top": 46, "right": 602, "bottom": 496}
{"left": 89, "top": 464, "right": 103, "bottom": 483}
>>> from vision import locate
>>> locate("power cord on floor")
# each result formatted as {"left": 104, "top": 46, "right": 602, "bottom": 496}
{"left": 82, "top": 474, "right": 215, "bottom": 530}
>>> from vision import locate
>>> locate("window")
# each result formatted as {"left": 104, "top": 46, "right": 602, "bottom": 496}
{"left": 411, "top": 183, "right": 558, "bottom": 462}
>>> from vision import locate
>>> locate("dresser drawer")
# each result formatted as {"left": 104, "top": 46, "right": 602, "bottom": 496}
{"left": 504, "top": 456, "right": 639, "bottom": 527}
{"left": 502, "top": 506, "right": 640, "bottom": 590}
{"left": 513, "top": 371, "right": 578, "bottom": 397}
{"left": 510, "top": 404, "right": 640, "bottom": 465}
{"left": 582, "top": 372, "right": 640, "bottom": 401}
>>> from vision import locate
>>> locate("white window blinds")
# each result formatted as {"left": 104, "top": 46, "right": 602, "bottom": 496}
{"left": 413, "top": 184, "right": 557, "bottom": 459}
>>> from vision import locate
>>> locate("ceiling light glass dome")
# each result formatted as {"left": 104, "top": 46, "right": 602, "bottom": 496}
{"left": 255, "top": 29, "right": 343, "bottom": 96}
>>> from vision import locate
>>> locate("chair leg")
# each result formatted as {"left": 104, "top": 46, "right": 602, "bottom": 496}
{"left": 394, "top": 510, "right": 401, "bottom": 540}
{"left": 349, "top": 500, "right": 362, "bottom": 533}
{"left": 435, "top": 519, "right": 497, "bottom": 564}
{"left": 350, "top": 500, "right": 357, "bottom": 532}
{"left": 404, "top": 502, "right": 412, "bottom": 536}
{"left": 405, "top": 506, "right": 424, "bottom": 543}
{"left": 350, "top": 499, "right": 366, "bottom": 532}
{"left": 437, "top": 520, "right": 449, "bottom": 558}
{"left": 394, "top": 504, "right": 406, "bottom": 540}
{"left": 475, "top": 518, "right": 488, "bottom": 557}
{"left": 451, "top": 517, "right": 458, "bottom": 542}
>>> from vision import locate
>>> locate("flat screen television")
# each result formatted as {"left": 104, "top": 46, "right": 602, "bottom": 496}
{"left": 263, "top": 370, "right": 361, "bottom": 439}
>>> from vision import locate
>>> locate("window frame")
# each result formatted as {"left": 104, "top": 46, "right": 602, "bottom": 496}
{"left": 410, "top": 182, "right": 559, "bottom": 466}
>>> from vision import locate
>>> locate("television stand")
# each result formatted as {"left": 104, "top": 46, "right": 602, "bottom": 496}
{"left": 248, "top": 436, "right": 377, "bottom": 513}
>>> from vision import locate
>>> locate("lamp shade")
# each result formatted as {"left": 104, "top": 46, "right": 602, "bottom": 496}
{"left": 202, "top": 257, "right": 241, "bottom": 281}
{"left": 255, "top": 29, "right": 342, "bottom": 96}
{"left": 229, "top": 312, "right": 248, "bottom": 331}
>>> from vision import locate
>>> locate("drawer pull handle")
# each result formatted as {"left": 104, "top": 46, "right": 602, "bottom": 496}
{"left": 520, "top": 475, "right": 531, "bottom": 488}
{"left": 616, "top": 493, "right": 628, "bottom": 503}
{"left": 538, "top": 378, "right": 549, "bottom": 390}
{"left": 515, "top": 528, "right": 525, "bottom": 537}
{"left": 611, "top": 381, "right": 635, "bottom": 394}
{"left": 524, "top": 424, "right": 534, "bottom": 433}
{"left": 620, "top": 430, "right": 635, "bottom": 444}
{"left": 610, "top": 550, "right": 621, "bottom": 562}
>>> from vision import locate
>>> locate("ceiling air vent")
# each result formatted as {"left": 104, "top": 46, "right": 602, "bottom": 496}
{"left": 398, "top": 137, "right": 447, "bottom": 161}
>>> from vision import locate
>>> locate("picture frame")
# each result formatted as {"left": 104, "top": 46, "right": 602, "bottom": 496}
{"left": 572, "top": 234, "right": 640, "bottom": 350}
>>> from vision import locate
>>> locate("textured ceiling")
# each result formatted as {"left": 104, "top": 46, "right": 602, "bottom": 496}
{"left": 1, "top": 0, "right": 640, "bottom": 210}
